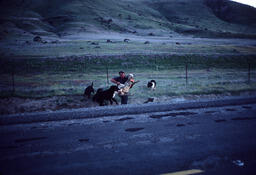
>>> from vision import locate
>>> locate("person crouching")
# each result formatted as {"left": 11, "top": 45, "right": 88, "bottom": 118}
{"left": 111, "top": 71, "right": 135, "bottom": 104}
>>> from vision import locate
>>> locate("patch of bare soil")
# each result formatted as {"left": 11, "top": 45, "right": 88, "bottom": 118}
{"left": 0, "top": 95, "right": 99, "bottom": 115}
{"left": 1, "top": 92, "right": 255, "bottom": 115}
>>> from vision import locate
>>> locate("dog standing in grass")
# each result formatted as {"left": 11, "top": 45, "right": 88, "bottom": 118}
{"left": 147, "top": 80, "right": 156, "bottom": 90}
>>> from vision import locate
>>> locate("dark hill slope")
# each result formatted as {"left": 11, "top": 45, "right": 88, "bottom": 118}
{"left": 0, "top": 0, "right": 167, "bottom": 37}
{"left": 148, "top": 0, "right": 256, "bottom": 37}
{"left": 205, "top": 0, "right": 256, "bottom": 25}
{"left": 0, "top": 0, "right": 255, "bottom": 39}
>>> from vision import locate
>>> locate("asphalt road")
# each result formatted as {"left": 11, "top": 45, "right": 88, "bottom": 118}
{"left": 1, "top": 98, "right": 256, "bottom": 175}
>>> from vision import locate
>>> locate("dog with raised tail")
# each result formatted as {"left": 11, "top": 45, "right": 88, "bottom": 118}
{"left": 147, "top": 80, "right": 156, "bottom": 90}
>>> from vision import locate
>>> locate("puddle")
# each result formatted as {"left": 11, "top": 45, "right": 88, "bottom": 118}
{"left": 215, "top": 119, "right": 227, "bottom": 123}
{"left": 79, "top": 138, "right": 89, "bottom": 142}
{"left": 150, "top": 112, "right": 197, "bottom": 119}
{"left": 15, "top": 137, "right": 47, "bottom": 143}
{"left": 115, "top": 117, "right": 134, "bottom": 121}
{"left": 242, "top": 106, "right": 252, "bottom": 109}
{"left": 176, "top": 124, "right": 186, "bottom": 127}
{"left": 125, "top": 127, "right": 144, "bottom": 132}
{"left": 225, "top": 108, "right": 236, "bottom": 112}
{"left": 231, "top": 117, "right": 256, "bottom": 121}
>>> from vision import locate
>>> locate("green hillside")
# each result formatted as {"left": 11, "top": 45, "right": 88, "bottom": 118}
{"left": 0, "top": 0, "right": 256, "bottom": 39}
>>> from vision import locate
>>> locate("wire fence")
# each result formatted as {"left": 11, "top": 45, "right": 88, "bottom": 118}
{"left": 0, "top": 54, "right": 255, "bottom": 97}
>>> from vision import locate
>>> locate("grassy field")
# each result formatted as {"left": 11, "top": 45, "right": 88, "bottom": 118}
{"left": 1, "top": 55, "right": 256, "bottom": 105}
{"left": 2, "top": 38, "right": 256, "bottom": 58}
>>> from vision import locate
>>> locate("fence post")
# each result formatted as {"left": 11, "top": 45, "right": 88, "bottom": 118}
{"left": 106, "top": 62, "right": 109, "bottom": 85}
{"left": 11, "top": 63, "right": 15, "bottom": 96}
{"left": 248, "top": 62, "right": 251, "bottom": 84}
{"left": 154, "top": 54, "right": 158, "bottom": 71}
{"left": 84, "top": 58, "right": 87, "bottom": 72}
{"left": 186, "top": 63, "right": 188, "bottom": 85}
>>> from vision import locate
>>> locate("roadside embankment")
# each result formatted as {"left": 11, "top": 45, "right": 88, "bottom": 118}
{"left": 1, "top": 96, "right": 256, "bottom": 125}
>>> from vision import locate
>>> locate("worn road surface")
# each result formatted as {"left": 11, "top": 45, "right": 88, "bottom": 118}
{"left": 1, "top": 97, "right": 256, "bottom": 175}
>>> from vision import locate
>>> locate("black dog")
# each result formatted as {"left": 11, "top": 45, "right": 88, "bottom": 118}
{"left": 93, "top": 85, "right": 119, "bottom": 106}
{"left": 84, "top": 82, "right": 95, "bottom": 98}
{"left": 92, "top": 88, "right": 103, "bottom": 102}
{"left": 147, "top": 80, "right": 156, "bottom": 90}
